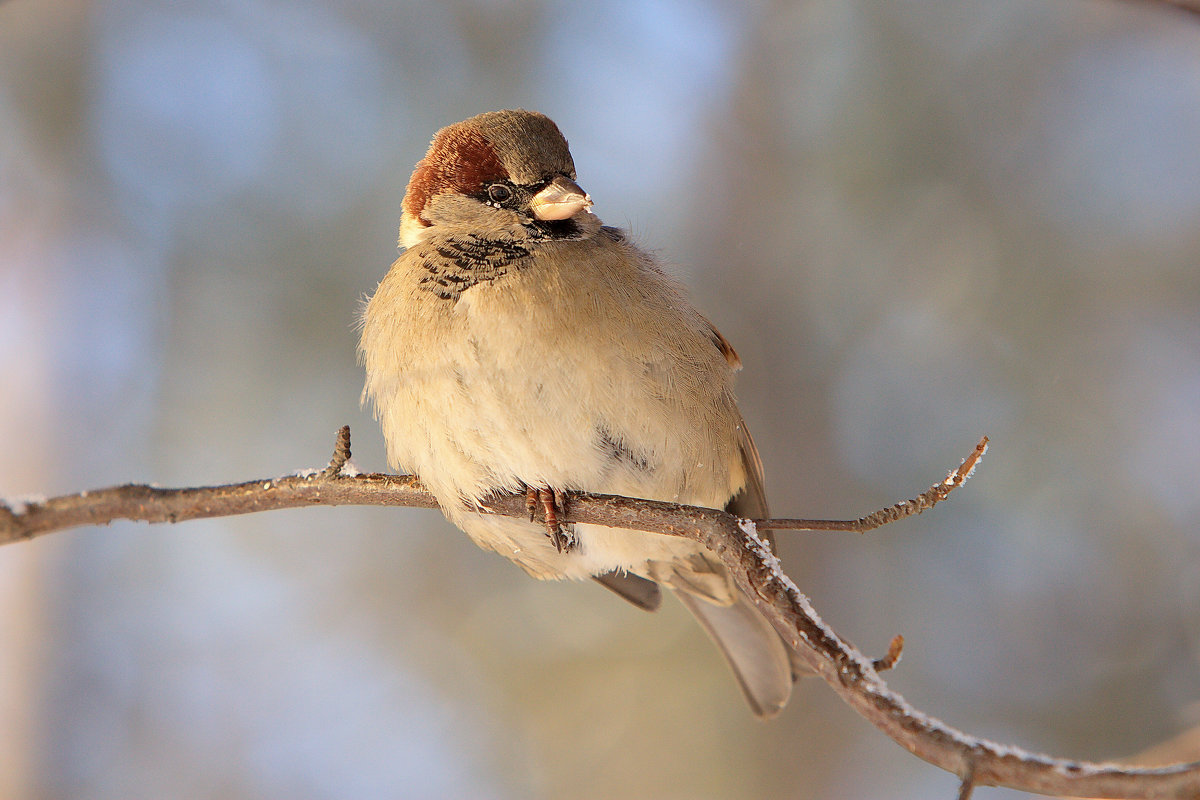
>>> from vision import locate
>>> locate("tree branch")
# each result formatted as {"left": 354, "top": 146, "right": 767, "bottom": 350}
{"left": 3, "top": 427, "right": 1199, "bottom": 798}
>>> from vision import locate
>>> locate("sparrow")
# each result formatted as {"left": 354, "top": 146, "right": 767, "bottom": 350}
{"left": 360, "top": 109, "right": 798, "bottom": 717}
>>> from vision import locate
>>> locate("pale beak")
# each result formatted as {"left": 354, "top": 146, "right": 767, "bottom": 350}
{"left": 529, "top": 175, "right": 592, "bottom": 221}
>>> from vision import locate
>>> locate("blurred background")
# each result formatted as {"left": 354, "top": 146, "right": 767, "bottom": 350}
{"left": 2, "top": 0, "right": 1200, "bottom": 797}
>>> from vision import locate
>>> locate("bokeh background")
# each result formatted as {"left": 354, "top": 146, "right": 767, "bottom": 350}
{"left": 3, "top": 1, "right": 1200, "bottom": 798}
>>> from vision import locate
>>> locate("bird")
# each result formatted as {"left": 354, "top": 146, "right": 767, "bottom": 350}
{"left": 359, "top": 109, "right": 798, "bottom": 717}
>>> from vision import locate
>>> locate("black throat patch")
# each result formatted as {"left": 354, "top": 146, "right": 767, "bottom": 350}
{"left": 417, "top": 234, "right": 534, "bottom": 300}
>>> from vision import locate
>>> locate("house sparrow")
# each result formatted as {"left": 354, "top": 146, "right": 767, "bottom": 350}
{"left": 360, "top": 110, "right": 798, "bottom": 717}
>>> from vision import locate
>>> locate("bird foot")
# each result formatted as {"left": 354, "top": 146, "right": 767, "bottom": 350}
{"left": 525, "top": 485, "right": 575, "bottom": 552}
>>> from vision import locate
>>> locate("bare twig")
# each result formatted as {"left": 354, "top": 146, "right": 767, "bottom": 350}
{"left": 322, "top": 424, "right": 353, "bottom": 477}
{"left": 3, "top": 428, "right": 1200, "bottom": 798}
{"left": 872, "top": 634, "right": 905, "bottom": 672}
{"left": 0, "top": 448, "right": 438, "bottom": 544}
{"left": 958, "top": 758, "right": 978, "bottom": 800}
{"left": 758, "top": 436, "right": 987, "bottom": 532}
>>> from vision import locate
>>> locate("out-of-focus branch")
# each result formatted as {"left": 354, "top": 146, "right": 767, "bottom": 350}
{"left": 3, "top": 427, "right": 1200, "bottom": 798}
{"left": 1126, "top": 0, "right": 1200, "bottom": 17}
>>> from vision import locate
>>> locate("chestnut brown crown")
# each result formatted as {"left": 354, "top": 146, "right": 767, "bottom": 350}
{"left": 402, "top": 110, "right": 578, "bottom": 224}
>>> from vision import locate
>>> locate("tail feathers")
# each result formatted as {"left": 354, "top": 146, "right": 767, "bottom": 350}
{"left": 675, "top": 590, "right": 794, "bottom": 718}
{"left": 593, "top": 571, "right": 662, "bottom": 611}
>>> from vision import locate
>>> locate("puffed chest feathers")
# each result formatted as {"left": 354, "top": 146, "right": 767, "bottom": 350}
{"left": 371, "top": 315, "right": 737, "bottom": 508}
{"left": 361, "top": 235, "right": 746, "bottom": 507}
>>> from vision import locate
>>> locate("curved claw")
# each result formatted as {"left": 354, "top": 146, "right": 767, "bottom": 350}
{"left": 524, "top": 485, "right": 574, "bottom": 552}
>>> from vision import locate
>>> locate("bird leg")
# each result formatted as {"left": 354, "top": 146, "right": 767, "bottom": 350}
{"left": 524, "top": 485, "right": 575, "bottom": 553}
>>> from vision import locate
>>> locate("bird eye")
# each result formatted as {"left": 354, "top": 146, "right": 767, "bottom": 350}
{"left": 487, "top": 184, "right": 512, "bottom": 204}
